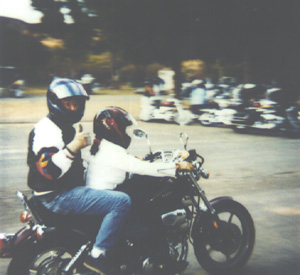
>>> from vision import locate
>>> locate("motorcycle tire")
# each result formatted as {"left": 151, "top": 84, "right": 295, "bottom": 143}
{"left": 233, "top": 125, "right": 248, "bottom": 133}
{"left": 192, "top": 199, "right": 255, "bottom": 275}
{"left": 198, "top": 113, "right": 214, "bottom": 126}
{"left": 7, "top": 236, "right": 89, "bottom": 275}
{"left": 174, "top": 110, "right": 193, "bottom": 125}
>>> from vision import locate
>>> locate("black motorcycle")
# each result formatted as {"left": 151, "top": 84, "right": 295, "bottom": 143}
{"left": 1, "top": 130, "right": 255, "bottom": 275}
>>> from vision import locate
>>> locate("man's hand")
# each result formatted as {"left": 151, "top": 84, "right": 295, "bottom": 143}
{"left": 67, "top": 124, "right": 91, "bottom": 154}
{"left": 176, "top": 161, "right": 194, "bottom": 171}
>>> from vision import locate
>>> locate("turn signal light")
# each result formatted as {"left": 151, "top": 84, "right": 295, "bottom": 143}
{"left": 213, "top": 220, "right": 219, "bottom": 229}
{"left": 20, "top": 211, "right": 32, "bottom": 223}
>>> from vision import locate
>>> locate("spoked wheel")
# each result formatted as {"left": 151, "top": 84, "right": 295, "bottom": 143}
{"left": 30, "top": 247, "right": 77, "bottom": 275}
{"left": 193, "top": 199, "right": 255, "bottom": 274}
{"left": 7, "top": 240, "right": 92, "bottom": 275}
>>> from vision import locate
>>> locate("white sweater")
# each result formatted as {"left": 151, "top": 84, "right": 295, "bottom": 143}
{"left": 86, "top": 139, "right": 176, "bottom": 190}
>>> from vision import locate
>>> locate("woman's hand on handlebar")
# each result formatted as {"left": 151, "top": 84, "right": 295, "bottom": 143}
{"left": 176, "top": 161, "right": 194, "bottom": 171}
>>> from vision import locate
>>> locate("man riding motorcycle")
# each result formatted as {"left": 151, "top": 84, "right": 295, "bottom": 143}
{"left": 27, "top": 78, "right": 131, "bottom": 275}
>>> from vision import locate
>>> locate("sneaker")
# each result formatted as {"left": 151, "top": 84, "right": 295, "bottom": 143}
{"left": 84, "top": 253, "right": 116, "bottom": 275}
{"left": 156, "top": 259, "right": 189, "bottom": 274}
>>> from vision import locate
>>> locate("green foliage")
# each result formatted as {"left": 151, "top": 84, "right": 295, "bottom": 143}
{"left": 0, "top": 21, "right": 51, "bottom": 83}
{"left": 2, "top": 0, "right": 300, "bottom": 90}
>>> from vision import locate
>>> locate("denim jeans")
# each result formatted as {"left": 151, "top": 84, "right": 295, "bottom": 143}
{"left": 39, "top": 186, "right": 131, "bottom": 250}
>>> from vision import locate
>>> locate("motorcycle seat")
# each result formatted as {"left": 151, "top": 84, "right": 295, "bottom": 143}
{"left": 28, "top": 196, "right": 102, "bottom": 237}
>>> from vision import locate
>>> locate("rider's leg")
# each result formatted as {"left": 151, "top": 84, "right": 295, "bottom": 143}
{"left": 39, "top": 186, "right": 131, "bottom": 251}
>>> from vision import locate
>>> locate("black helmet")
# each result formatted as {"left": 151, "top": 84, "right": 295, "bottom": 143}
{"left": 47, "top": 78, "right": 89, "bottom": 124}
{"left": 93, "top": 107, "right": 137, "bottom": 149}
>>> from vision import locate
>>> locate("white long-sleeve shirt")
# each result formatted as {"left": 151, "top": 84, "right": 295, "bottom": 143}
{"left": 86, "top": 139, "right": 176, "bottom": 190}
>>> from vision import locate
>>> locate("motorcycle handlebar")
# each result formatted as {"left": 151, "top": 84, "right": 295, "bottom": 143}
{"left": 144, "top": 151, "right": 162, "bottom": 162}
{"left": 176, "top": 161, "right": 209, "bottom": 180}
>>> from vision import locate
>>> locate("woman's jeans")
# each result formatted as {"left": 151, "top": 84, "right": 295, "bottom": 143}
{"left": 38, "top": 186, "right": 131, "bottom": 251}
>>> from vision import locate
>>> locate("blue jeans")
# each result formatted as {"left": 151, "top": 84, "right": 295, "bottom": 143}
{"left": 39, "top": 186, "right": 131, "bottom": 250}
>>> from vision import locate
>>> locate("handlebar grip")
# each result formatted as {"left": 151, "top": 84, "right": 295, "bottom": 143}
{"left": 144, "top": 153, "right": 153, "bottom": 161}
{"left": 199, "top": 167, "right": 209, "bottom": 179}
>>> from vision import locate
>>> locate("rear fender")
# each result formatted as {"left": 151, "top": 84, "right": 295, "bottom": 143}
{"left": 191, "top": 196, "right": 233, "bottom": 240}
{"left": 9, "top": 226, "right": 88, "bottom": 257}
{"left": 0, "top": 226, "right": 36, "bottom": 258}
{"left": 0, "top": 233, "right": 15, "bottom": 258}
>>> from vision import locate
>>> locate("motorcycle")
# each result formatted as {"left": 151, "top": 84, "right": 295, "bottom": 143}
{"left": 0, "top": 130, "right": 255, "bottom": 275}
{"left": 231, "top": 99, "right": 300, "bottom": 136}
{"left": 9, "top": 79, "right": 25, "bottom": 98}
{"left": 197, "top": 83, "right": 266, "bottom": 127}
{"left": 196, "top": 101, "right": 240, "bottom": 127}
{"left": 139, "top": 96, "right": 193, "bottom": 125}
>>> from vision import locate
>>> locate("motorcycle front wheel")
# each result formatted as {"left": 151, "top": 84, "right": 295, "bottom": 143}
{"left": 192, "top": 199, "right": 255, "bottom": 274}
{"left": 7, "top": 239, "right": 90, "bottom": 275}
{"left": 174, "top": 110, "right": 193, "bottom": 125}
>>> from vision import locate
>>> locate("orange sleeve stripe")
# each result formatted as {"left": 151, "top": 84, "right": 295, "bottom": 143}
{"left": 35, "top": 152, "right": 55, "bottom": 180}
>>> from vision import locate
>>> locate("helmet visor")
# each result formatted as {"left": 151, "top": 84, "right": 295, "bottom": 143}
{"left": 50, "top": 78, "right": 89, "bottom": 99}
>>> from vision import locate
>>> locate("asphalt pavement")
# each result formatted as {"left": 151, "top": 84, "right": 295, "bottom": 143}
{"left": 0, "top": 94, "right": 300, "bottom": 275}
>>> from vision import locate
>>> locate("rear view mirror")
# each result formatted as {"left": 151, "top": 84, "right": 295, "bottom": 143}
{"left": 133, "top": 129, "right": 148, "bottom": 139}
{"left": 133, "top": 129, "right": 152, "bottom": 154}
{"left": 180, "top": 132, "right": 189, "bottom": 150}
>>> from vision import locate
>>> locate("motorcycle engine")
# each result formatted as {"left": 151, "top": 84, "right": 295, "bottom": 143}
{"left": 161, "top": 209, "right": 189, "bottom": 232}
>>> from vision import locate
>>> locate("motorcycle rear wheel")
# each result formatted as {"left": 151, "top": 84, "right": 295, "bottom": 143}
{"left": 7, "top": 239, "right": 90, "bottom": 275}
{"left": 193, "top": 199, "right": 255, "bottom": 274}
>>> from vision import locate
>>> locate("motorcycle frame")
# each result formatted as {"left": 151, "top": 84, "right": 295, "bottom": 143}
{"left": 183, "top": 171, "right": 234, "bottom": 243}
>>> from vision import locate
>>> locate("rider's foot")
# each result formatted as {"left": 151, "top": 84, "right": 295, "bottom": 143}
{"left": 84, "top": 253, "right": 116, "bottom": 275}
{"left": 156, "top": 259, "right": 189, "bottom": 274}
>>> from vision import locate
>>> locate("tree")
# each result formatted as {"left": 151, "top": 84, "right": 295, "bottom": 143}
{"left": 32, "top": 0, "right": 97, "bottom": 77}
{"left": 30, "top": 0, "right": 300, "bottom": 93}
{"left": 0, "top": 18, "right": 51, "bottom": 83}
{"left": 31, "top": 0, "right": 65, "bottom": 37}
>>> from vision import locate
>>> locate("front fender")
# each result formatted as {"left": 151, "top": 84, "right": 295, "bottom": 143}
{"left": 191, "top": 196, "right": 233, "bottom": 241}
{"left": 209, "top": 196, "right": 233, "bottom": 205}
